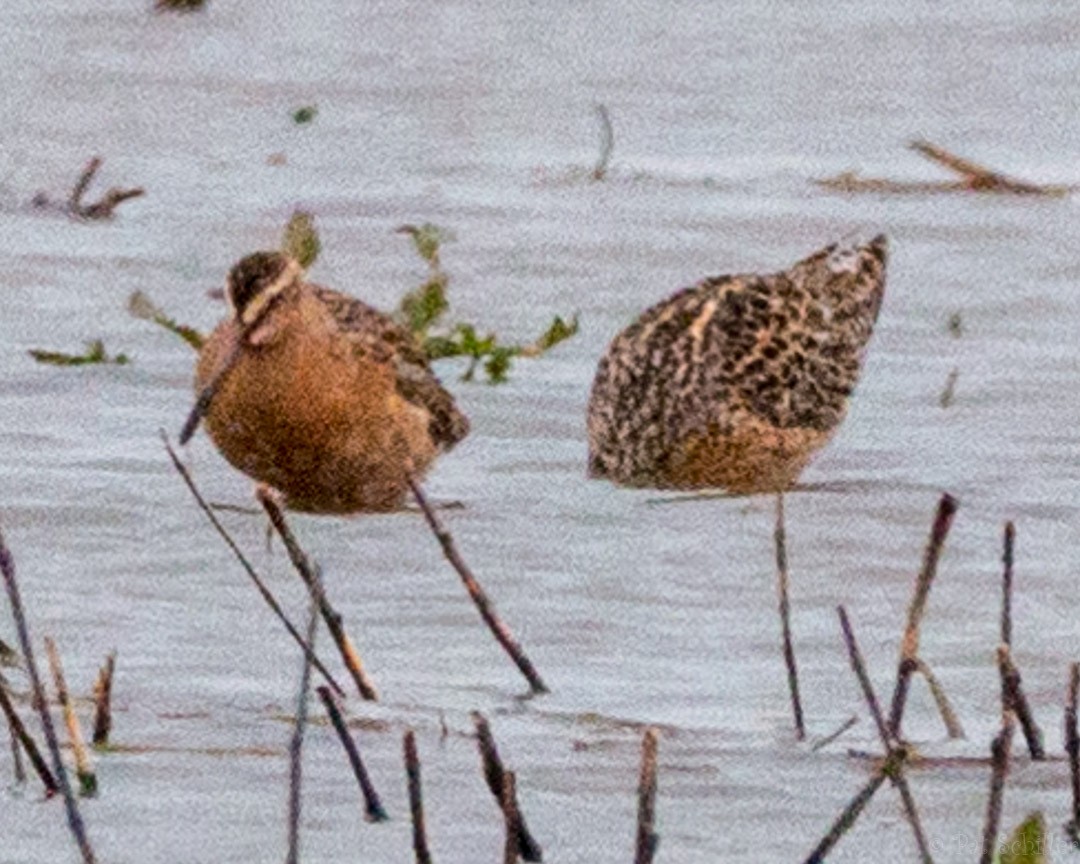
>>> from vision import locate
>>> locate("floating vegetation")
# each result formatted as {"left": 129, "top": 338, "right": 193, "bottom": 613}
{"left": 281, "top": 209, "right": 321, "bottom": 269}
{"left": 128, "top": 291, "right": 204, "bottom": 350}
{"left": 28, "top": 340, "right": 130, "bottom": 367}
{"left": 947, "top": 310, "right": 964, "bottom": 337}
{"left": 31, "top": 157, "right": 144, "bottom": 220}
{"left": 939, "top": 368, "right": 959, "bottom": 408}
{"left": 999, "top": 812, "right": 1047, "bottom": 864}
{"left": 396, "top": 222, "right": 579, "bottom": 383}
{"left": 291, "top": 105, "right": 318, "bottom": 125}
{"left": 592, "top": 103, "right": 614, "bottom": 181}
{"left": 154, "top": 0, "right": 207, "bottom": 12}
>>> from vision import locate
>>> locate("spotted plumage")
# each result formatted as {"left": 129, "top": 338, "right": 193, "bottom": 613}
{"left": 194, "top": 251, "right": 469, "bottom": 514}
{"left": 587, "top": 236, "right": 887, "bottom": 493}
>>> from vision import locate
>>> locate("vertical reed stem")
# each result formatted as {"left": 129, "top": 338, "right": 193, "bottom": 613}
{"left": 502, "top": 770, "right": 519, "bottom": 864}
{"left": 91, "top": 652, "right": 115, "bottom": 749}
{"left": 634, "top": 728, "right": 659, "bottom": 864}
{"left": 471, "top": 712, "right": 542, "bottom": 861}
{"left": 404, "top": 730, "right": 433, "bottom": 864}
{"left": 285, "top": 602, "right": 318, "bottom": 864}
{"left": 0, "top": 678, "right": 56, "bottom": 794}
{"left": 979, "top": 711, "right": 1016, "bottom": 864}
{"left": 315, "top": 686, "right": 388, "bottom": 822}
{"left": 44, "top": 637, "right": 96, "bottom": 797}
{"left": 1066, "top": 662, "right": 1080, "bottom": 845}
{"left": 774, "top": 493, "right": 805, "bottom": 741}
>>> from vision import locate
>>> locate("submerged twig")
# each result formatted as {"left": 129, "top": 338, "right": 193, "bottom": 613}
{"left": 258, "top": 489, "right": 379, "bottom": 701}
{"left": 91, "top": 652, "right": 116, "bottom": 749}
{"left": 634, "top": 727, "right": 660, "bottom": 864}
{"left": 407, "top": 475, "right": 548, "bottom": 695}
{"left": 471, "top": 712, "right": 542, "bottom": 862}
{"left": 888, "top": 493, "right": 958, "bottom": 738}
{"left": 67, "top": 157, "right": 145, "bottom": 219}
{"left": 979, "top": 710, "right": 1016, "bottom": 864}
{"left": 161, "top": 433, "right": 346, "bottom": 697}
{"left": 404, "top": 730, "right": 433, "bottom": 864}
{"left": 44, "top": 638, "right": 97, "bottom": 797}
{"left": 774, "top": 492, "right": 805, "bottom": 740}
{"left": 0, "top": 524, "right": 97, "bottom": 862}
{"left": 592, "top": 104, "right": 614, "bottom": 181}
{"left": 315, "top": 686, "right": 388, "bottom": 822}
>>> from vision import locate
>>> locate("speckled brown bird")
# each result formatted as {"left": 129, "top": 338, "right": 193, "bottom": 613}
{"left": 587, "top": 236, "right": 887, "bottom": 494}
{"left": 192, "top": 251, "right": 469, "bottom": 514}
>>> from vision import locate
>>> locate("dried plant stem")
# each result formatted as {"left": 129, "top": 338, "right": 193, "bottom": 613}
{"left": 888, "top": 493, "right": 958, "bottom": 738}
{"left": 471, "top": 712, "right": 542, "bottom": 862}
{"left": 1066, "top": 663, "right": 1080, "bottom": 845}
{"left": 979, "top": 711, "right": 1016, "bottom": 864}
{"left": 314, "top": 686, "right": 388, "bottom": 822}
{"left": 404, "top": 730, "right": 433, "bottom": 864}
{"left": 634, "top": 728, "right": 660, "bottom": 864}
{"left": 9, "top": 720, "right": 26, "bottom": 783}
{"left": 44, "top": 638, "right": 96, "bottom": 797}
{"left": 0, "top": 679, "right": 56, "bottom": 794}
{"left": 67, "top": 156, "right": 144, "bottom": 219}
{"left": 803, "top": 767, "right": 890, "bottom": 864}
{"left": 912, "top": 658, "right": 965, "bottom": 740}
{"left": 407, "top": 476, "right": 548, "bottom": 695}
{"left": 161, "top": 433, "right": 346, "bottom": 698}
{"left": 592, "top": 104, "right": 614, "bottom": 181}
{"left": 811, "top": 715, "right": 858, "bottom": 752}
{"left": 91, "top": 652, "right": 115, "bottom": 749}
{"left": 774, "top": 493, "right": 805, "bottom": 741}
{"left": 997, "top": 645, "right": 1044, "bottom": 760}
{"left": 0, "top": 525, "right": 96, "bottom": 862}
{"left": 502, "top": 770, "right": 519, "bottom": 864}
{"left": 258, "top": 489, "right": 379, "bottom": 701}
{"left": 837, "top": 606, "right": 933, "bottom": 864}
{"left": 286, "top": 601, "right": 318, "bottom": 864}
{"left": 1001, "top": 522, "right": 1015, "bottom": 647}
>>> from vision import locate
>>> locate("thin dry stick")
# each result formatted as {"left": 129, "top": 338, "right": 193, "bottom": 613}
{"left": 811, "top": 715, "right": 859, "bottom": 752}
{"left": 0, "top": 525, "right": 96, "bottom": 862}
{"left": 1066, "top": 663, "right": 1080, "bottom": 845}
{"left": 774, "top": 493, "right": 805, "bottom": 741}
{"left": 888, "top": 493, "right": 959, "bottom": 738}
{"left": 802, "top": 756, "right": 898, "bottom": 864}
{"left": 909, "top": 139, "right": 1054, "bottom": 194}
{"left": 592, "top": 104, "right": 614, "bottom": 181}
{"left": 91, "top": 652, "right": 115, "bottom": 749}
{"left": 502, "top": 770, "right": 519, "bottom": 864}
{"left": 837, "top": 606, "right": 934, "bottom": 864}
{"left": 67, "top": 157, "right": 144, "bottom": 219}
{"left": 912, "top": 658, "right": 965, "bottom": 740}
{"left": 44, "top": 638, "right": 97, "bottom": 797}
{"left": 258, "top": 490, "right": 379, "bottom": 702}
{"left": 1001, "top": 522, "right": 1015, "bottom": 647}
{"left": 407, "top": 476, "right": 548, "bottom": 695}
{"left": 161, "top": 433, "right": 346, "bottom": 698}
{"left": 997, "top": 645, "right": 1045, "bottom": 760}
{"left": 9, "top": 720, "right": 26, "bottom": 784}
{"left": 635, "top": 728, "right": 660, "bottom": 864}
{"left": 471, "top": 712, "right": 542, "bottom": 862}
{"left": 0, "top": 679, "right": 57, "bottom": 795}
{"left": 68, "top": 157, "right": 101, "bottom": 212}
{"left": 315, "top": 686, "right": 388, "bottom": 822}
{"left": 286, "top": 601, "right": 318, "bottom": 864}
{"left": 404, "top": 729, "right": 433, "bottom": 864}
{"left": 979, "top": 711, "right": 1016, "bottom": 864}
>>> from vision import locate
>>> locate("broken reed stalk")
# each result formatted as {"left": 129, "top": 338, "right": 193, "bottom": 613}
{"left": 286, "top": 602, "right": 318, "bottom": 864}
{"left": 634, "top": 728, "right": 660, "bottom": 864}
{"left": 836, "top": 606, "right": 934, "bottom": 864}
{"left": 44, "top": 638, "right": 97, "bottom": 797}
{"left": 811, "top": 715, "right": 858, "bottom": 752}
{"left": 909, "top": 139, "right": 1056, "bottom": 195}
{"left": 471, "top": 712, "right": 542, "bottom": 862}
{"left": 978, "top": 711, "right": 1016, "bottom": 864}
{"left": 67, "top": 156, "right": 145, "bottom": 219}
{"left": 161, "top": 433, "right": 346, "bottom": 698}
{"left": 803, "top": 764, "right": 893, "bottom": 864}
{"left": 997, "top": 645, "right": 1045, "bottom": 760}
{"left": 91, "top": 652, "right": 115, "bottom": 749}
{"left": 888, "top": 493, "right": 959, "bottom": 739}
{"left": 404, "top": 730, "right": 433, "bottom": 864}
{"left": 314, "top": 686, "right": 388, "bottom": 822}
{"left": 9, "top": 720, "right": 26, "bottom": 784}
{"left": 0, "top": 525, "right": 97, "bottom": 862}
{"left": 1001, "top": 522, "right": 1014, "bottom": 647}
{"left": 258, "top": 489, "right": 379, "bottom": 702}
{"left": 774, "top": 493, "right": 805, "bottom": 741}
{"left": 502, "top": 770, "right": 519, "bottom": 864}
{"left": 0, "top": 679, "right": 57, "bottom": 795}
{"left": 406, "top": 476, "right": 548, "bottom": 695}
{"left": 1066, "top": 663, "right": 1080, "bottom": 845}
{"left": 592, "top": 104, "right": 614, "bottom": 181}
{"left": 912, "top": 658, "right": 965, "bottom": 740}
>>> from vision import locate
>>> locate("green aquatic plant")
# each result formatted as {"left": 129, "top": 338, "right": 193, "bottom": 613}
{"left": 28, "top": 340, "right": 129, "bottom": 366}
{"left": 129, "top": 291, "right": 205, "bottom": 349}
{"left": 998, "top": 812, "right": 1046, "bottom": 864}
{"left": 281, "top": 209, "right": 321, "bottom": 269}
{"left": 291, "top": 105, "right": 318, "bottom": 125}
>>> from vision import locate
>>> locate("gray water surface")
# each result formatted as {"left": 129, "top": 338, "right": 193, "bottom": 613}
{"left": 2, "top": 2, "right": 1080, "bottom": 862}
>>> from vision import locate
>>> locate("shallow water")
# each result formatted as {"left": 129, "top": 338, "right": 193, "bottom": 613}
{"left": 2, "top": 1, "right": 1080, "bottom": 862}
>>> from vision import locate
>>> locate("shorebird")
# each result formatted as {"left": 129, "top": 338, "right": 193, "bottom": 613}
{"left": 587, "top": 236, "right": 887, "bottom": 494}
{"left": 188, "top": 251, "right": 469, "bottom": 513}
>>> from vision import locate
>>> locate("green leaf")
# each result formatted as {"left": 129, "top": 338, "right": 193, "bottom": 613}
{"left": 483, "top": 346, "right": 515, "bottom": 383}
{"left": 281, "top": 210, "right": 321, "bottom": 269}
{"left": 397, "top": 223, "right": 453, "bottom": 267}
{"left": 998, "top": 812, "right": 1047, "bottom": 864}
{"left": 128, "top": 291, "right": 205, "bottom": 350}
{"left": 291, "top": 105, "right": 317, "bottom": 125}
{"left": 29, "top": 340, "right": 130, "bottom": 366}
{"left": 398, "top": 274, "right": 449, "bottom": 336}
{"left": 534, "top": 313, "right": 579, "bottom": 352}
